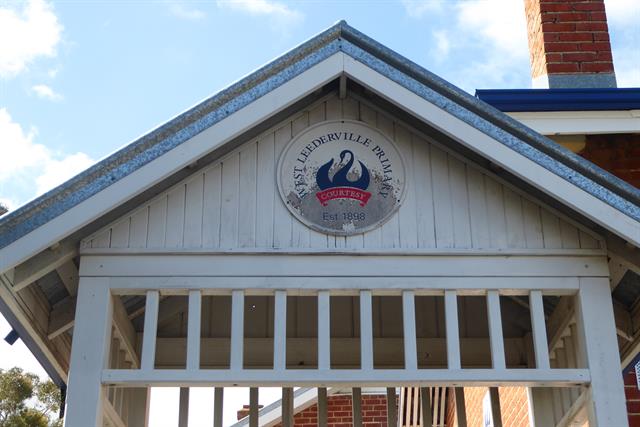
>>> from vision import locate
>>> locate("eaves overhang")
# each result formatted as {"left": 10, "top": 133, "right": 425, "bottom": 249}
{"left": 0, "top": 21, "right": 639, "bottom": 272}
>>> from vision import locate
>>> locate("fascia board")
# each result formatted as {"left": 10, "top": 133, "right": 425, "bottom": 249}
{"left": 508, "top": 110, "right": 640, "bottom": 135}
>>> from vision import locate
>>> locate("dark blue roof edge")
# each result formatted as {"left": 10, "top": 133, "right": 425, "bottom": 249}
{"left": 0, "top": 20, "right": 639, "bottom": 254}
{"left": 475, "top": 88, "right": 640, "bottom": 112}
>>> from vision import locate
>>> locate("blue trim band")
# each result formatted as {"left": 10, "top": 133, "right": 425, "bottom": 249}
{"left": 476, "top": 88, "right": 640, "bottom": 112}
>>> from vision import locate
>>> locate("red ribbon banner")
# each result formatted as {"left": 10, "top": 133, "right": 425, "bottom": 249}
{"left": 315, "top": 187, "right": 372, "bottom": 207}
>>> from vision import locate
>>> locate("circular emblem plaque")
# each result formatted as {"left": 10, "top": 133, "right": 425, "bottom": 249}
{"left": 278, "top": 120, "right": 406, "bottom": 235}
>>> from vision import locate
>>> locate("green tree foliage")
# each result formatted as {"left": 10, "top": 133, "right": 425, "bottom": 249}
{"left": 0, "top": 368, "right": 61, "bottom": 427}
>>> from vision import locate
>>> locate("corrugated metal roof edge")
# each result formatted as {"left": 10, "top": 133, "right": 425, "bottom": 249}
{"left": 0, "top": 20, "right": 638, "bottom": 253}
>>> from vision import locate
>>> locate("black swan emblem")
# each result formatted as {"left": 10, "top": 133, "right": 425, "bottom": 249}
{"left": 316, "top": 150, "right": 370, "bottom": 190}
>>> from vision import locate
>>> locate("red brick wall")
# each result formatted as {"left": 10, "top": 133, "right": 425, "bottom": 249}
{"left": 524, "top": 0, "right": 614, "bottom": 79}
{"left": 624, "top": 371, "right": 640, "bottom": 427}
{"left": 578, "top": 134, "right": 640, "bottom": 189}
{"left": 454, "top": 387, "right": 531, "bottom": 427}
{"left": 270, "top": 394, "right": 390, "bottom": 427}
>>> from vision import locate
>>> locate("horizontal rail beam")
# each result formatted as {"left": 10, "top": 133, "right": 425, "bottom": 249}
{"left": 106, "top": 277, "right": 580, "bottom": 296}
{"left": 81, "top": 254, "right": 607, "bottom": 278}
{"left": 102, "top": 368, "right": 590, "bottom": 388}
{"left": 81, "top": 248, "right": 606, "bottom": 256}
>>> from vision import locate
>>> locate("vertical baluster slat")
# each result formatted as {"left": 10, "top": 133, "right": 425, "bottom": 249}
{"left": 421, "top": 387, "right": 433, "bottom": 427}
{"left": 352, "top": 387, "right": 363, "bottom": 427}
{"left": 403, "top": 291, "right": 417, "bottom": 370}
{"left": 274, "top": 290, "right": 287, "bottom": 370}
{"left": 318, "top": 387, "right": 328, "bottom": 426}
{"left": 529, "top": 290, "right": 550, "bottom": 370}
{"left": 487, "top": 290, "right": 506, "bottom": 369}
{"left": 141, "top": 290, "right": 160, "bottom": 371}
{"left": 230, "top": 290, "right": 244, "bottom": 370}
{"left": 186, "top": 290, "right": 201, "bottom": 371}
{"left": 445, "top": 290, "right": 461, "bottom": 369}
{"left": 249, "top": 387, "right": 259, "bottom": 427}
{"left": 282, "top": 388, "right": 294, "bottom": 427}
{"left": 178, "top": 387, "right": 189, "bottom": 427}
{"left": 387, "top": 387, "right": 398, "bottom": 426}
{"left": 213, "top": 388, "right": 224, "bottom": 427}
{"left": 318, "top": 291, "right": 331, "bottom": 370}
{"left": 360, "top": 290, "right": 373, "bottom": 371}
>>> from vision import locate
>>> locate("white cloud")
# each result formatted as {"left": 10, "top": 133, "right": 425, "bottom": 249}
{"left": 455, "top": 0, "right": 528, "bottom": 56}
{"left": 401, "top": 0, "right": 531, "bottom": 91}
{"left": 0, "top": 109, "right": 47, "bottom": 182}
{"left": 0, "top": 108, "right": 94, "bottom": 204}
{"left": 604, "top": 0, "right": 640, "bottom": 25}
{"left": 168, "top": 2, "right": 206, "bottom": 21}
{"left": 0, "top": 0, "right": 63, "bottom": 78}
{"left": 612, "top": 46, "right": 640, "bottom": 88}
{"left": 400, "top": 0, "right": 445, "bottom": 18}
{"left": 47, "top": 66, "right": 60, "bottom": 78}
{"left": 35, "top": 152, "right": 94, "bottom": 195}
{"left": 217, "top": 0, "right": 303, "bottom": 25}
{"left": 604, "top": 0, "right": 640, "bottom": 87}
{"left": 433, "top": 30, "right": 451, "bottom": 57}
{"left": 31, "top": 84, "right": 63, "bottom": 101}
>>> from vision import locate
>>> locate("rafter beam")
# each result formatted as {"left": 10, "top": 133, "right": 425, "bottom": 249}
{"left": 55, "top": 260, "right": 78, "bottom": 297}
{"left": 606, "top": 235, "right": 640, "bottom": 277}
{"left": 47, "top": 296, "right": 76, "bottom": 340}
{"left": 547, "top": 296, "right": 575, "bottom": 354}
{"left": 608, "top": 258, "right": 628, "bottom": 291}
{"left": 112, "top": 297, "right": 140, "bottom": 368}
{"left": 13, "top": 241, "right": 77, "bottom": 292}
{"left": 613, "top": 300, "right": 634, "bottom": 342}
{"left": 0, "top": 274, "right": 67, "bottom": 384}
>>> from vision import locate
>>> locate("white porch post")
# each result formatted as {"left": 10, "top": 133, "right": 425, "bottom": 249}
{"left": 64, "top": 277, "right": 113, "bottom": 427}
{"left": 575, "top": 277, "right": 628, "bottom": 426}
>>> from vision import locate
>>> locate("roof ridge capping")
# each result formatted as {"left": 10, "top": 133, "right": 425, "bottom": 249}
{"left": 0, "top": 20, "right": 638, "bottom": 254}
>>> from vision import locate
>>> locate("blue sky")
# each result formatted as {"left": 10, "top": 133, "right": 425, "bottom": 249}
{"left": 0, "top": 0, "right": 638, "bottom": 425}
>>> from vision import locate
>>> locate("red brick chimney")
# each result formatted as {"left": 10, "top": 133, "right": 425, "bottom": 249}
{"left": 524, "top": 0, "right": 617, "bottom": 88}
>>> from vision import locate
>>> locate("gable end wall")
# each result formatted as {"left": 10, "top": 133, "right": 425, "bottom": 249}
{"left": 82, "top": 93, "right": 603, "bottom": 252}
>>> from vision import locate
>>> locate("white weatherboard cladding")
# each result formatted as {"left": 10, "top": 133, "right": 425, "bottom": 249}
{"left": 82, "top": 94, "right": 602, "bottom": 252}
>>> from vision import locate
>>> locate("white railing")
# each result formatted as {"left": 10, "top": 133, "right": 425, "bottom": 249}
{"left": 102, "top": 287, "right": 589, "bottom": 388}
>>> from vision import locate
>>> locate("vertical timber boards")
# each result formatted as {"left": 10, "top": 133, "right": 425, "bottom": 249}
{"left": 83, "top": 93, "right": 603, "bottom": 253}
